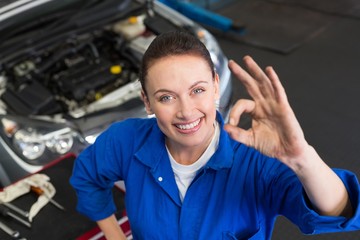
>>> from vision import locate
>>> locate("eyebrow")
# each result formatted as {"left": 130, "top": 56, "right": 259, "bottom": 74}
{"left": 153, "top": 80, "right": 209, "bottom": 96}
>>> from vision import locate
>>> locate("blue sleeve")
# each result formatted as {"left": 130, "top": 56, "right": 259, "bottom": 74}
{"left": 69, "top": 122, "right": 132, "bottom": 221}
{"left": 262, "top": 162, "right": 360, "bottom": 234}
{"left": 295, "top": 169, "right": 360, "bottom": 234}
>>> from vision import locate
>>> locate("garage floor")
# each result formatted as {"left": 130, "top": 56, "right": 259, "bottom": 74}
{"left": 211, "top": 0, "right": 360, "bottom": 239}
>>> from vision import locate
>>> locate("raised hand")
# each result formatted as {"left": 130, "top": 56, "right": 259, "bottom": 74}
{"left": 224, "top": 56, "right": 309, "bottom": 166}
{"left": 224, "top": 56, "right": 353, "bottom": 217}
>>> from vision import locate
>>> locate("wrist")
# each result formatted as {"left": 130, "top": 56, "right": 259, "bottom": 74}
{"left": 286, "top": 145, "right": 324, "bottom": 177}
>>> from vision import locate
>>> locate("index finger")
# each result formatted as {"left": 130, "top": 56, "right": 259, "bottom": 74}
{"left": 228, "top": 59, "right": 263, "bottom": 100}
{"left": 228, "top": 99, "right": 255, "bottom": 126}
{"left": 230, "top": 56, "right": 278, "bottom": 100}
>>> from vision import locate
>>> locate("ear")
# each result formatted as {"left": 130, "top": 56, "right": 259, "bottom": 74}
{"left": 141, "top": 90, "right": 154, "bottom": 115}
{"left": 214, "top": 73, "right": 220, "bottom": 101}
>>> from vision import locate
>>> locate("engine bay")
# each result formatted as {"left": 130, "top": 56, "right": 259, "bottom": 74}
{"left": 0, "top": 8, "right": 179, "bottom": 119}
{"left": 0, "top": 19, "right": 148, "bottom": 118}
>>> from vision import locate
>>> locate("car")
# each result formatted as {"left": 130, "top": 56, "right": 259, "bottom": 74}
{"left": 0, "top": 0, "right": 233, "bottom": 188}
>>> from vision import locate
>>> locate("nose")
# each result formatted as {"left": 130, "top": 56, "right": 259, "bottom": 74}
{"left": 176, "top": 97, "right": 194, "bottom": 120}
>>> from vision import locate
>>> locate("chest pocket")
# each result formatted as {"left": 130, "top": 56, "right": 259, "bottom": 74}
{"left": 222, "top": 228, "right": 261, "bottom": 240}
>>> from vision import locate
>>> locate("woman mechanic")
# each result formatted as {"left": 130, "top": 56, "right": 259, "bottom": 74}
{"left": 70, "top": 31, "right": 360, "bottom": 239}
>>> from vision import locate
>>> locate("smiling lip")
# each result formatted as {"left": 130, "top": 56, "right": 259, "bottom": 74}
{"left": 175, "top": 118, "right": 201, "bottom": 132}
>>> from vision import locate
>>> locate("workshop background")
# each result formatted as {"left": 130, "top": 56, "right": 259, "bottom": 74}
{"left": 1, "top": 0, "right": 359, "bottom": 239}
{"left": 195, "top": 0, "right": 360, "bottom": 239}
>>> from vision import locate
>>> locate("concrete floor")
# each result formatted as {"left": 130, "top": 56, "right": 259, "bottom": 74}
{"left": 214, "top": 2, "right": 360, "bottom": 239}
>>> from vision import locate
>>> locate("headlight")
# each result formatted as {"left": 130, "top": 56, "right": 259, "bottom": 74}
{"left": 13, "top": 127, "right": 74, "bottom": 160}
{"left": 45, "top": 130, "right": 74, "bottom": 155}
{"left": 0, "top": 116, "right": 80, "bottom": 165}
{"left": 13, "top": 129, "right": 46, "bottom": 160}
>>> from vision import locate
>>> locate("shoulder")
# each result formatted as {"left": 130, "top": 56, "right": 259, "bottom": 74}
{"left": 95, "top": 117, "right": 157, "bottom": 145}
{"left": 106, "top": 117, "right": 156, "bottom": 135}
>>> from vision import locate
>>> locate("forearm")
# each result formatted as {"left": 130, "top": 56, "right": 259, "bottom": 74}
{"left": 290, "top": 146, "right": 353, "bottom": 217}
{"left": 97, "top": 214, "right": 127, "bottom": 240}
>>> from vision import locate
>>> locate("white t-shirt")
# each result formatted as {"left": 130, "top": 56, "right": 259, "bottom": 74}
{"left": 167, "top": 122, "right": 220, "bottom": 202}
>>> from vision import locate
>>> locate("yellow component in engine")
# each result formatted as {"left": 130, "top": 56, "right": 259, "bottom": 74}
{"left": 110, "top": 65, "right": 122, "bottom": 74}
{"left": 128, "top": 16, "right": 138, "bottom": 24}
{"left": 95, "top": 92, "right": 103, "bottom": 100}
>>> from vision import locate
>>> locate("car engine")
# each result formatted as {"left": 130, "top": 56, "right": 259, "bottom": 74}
{"left": 0, "top": 23, "right": 147, "bottom": 118}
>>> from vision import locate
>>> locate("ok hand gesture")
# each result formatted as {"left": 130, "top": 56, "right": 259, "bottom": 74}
{"left": 224, "top": 56, "right": 352, "bottom": 217}
{"left": 224, "top": 56, "right": 309, "bottom": 166}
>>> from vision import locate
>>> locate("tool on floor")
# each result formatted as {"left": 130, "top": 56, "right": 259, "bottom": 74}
{"left": 0, "top": 205, "right": 31, "bottom": 228}
{"left": 30, "top": 186, "right": 65, "bottom": 211}
{"left": 0, "top": 219, "right": 20, "bottom": 239}
{"left": 2, "top": 202, "right": 29, "bottom": 218}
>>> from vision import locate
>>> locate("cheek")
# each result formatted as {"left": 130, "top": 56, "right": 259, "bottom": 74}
{"left": 154, "top": 108, "right": 175, "bottom": 134}
{"left": 199, "top": 93, "right": 217, "bottom": 109}
{"left": 152, "top": 104, "right": 175, "bottom": 122}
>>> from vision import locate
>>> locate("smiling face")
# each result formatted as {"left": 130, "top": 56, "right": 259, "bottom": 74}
{"left": 142, "top": 54, "right": 219, "bottom": 155}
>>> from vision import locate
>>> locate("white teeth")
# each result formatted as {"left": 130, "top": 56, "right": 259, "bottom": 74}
{"left": 177, "top": 119, "right": 201, "bottom": 130}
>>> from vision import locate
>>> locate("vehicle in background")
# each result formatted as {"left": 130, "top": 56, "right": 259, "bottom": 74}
{"left": 0, "top": 0, "right": 232, "bottom": 187}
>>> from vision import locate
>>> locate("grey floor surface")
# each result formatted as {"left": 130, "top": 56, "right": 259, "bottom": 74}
{"left": 212, "top": 1, "right": 360, "bottom": 239}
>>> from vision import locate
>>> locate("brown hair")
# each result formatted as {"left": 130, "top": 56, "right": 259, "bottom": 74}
{"left": 139, "top": 31, "right": 215, "bottom": 95}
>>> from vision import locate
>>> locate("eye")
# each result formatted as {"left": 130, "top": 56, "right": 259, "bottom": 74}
{"left": 159, "top": 95, "right": 174, "bottom": 102}
{"left": 193, "top": 88, "right": 205, "bottom": 94}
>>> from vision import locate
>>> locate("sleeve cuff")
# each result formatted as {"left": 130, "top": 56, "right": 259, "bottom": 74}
{"left": 299, "top": 169, "right": 360, "bottom": 234}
